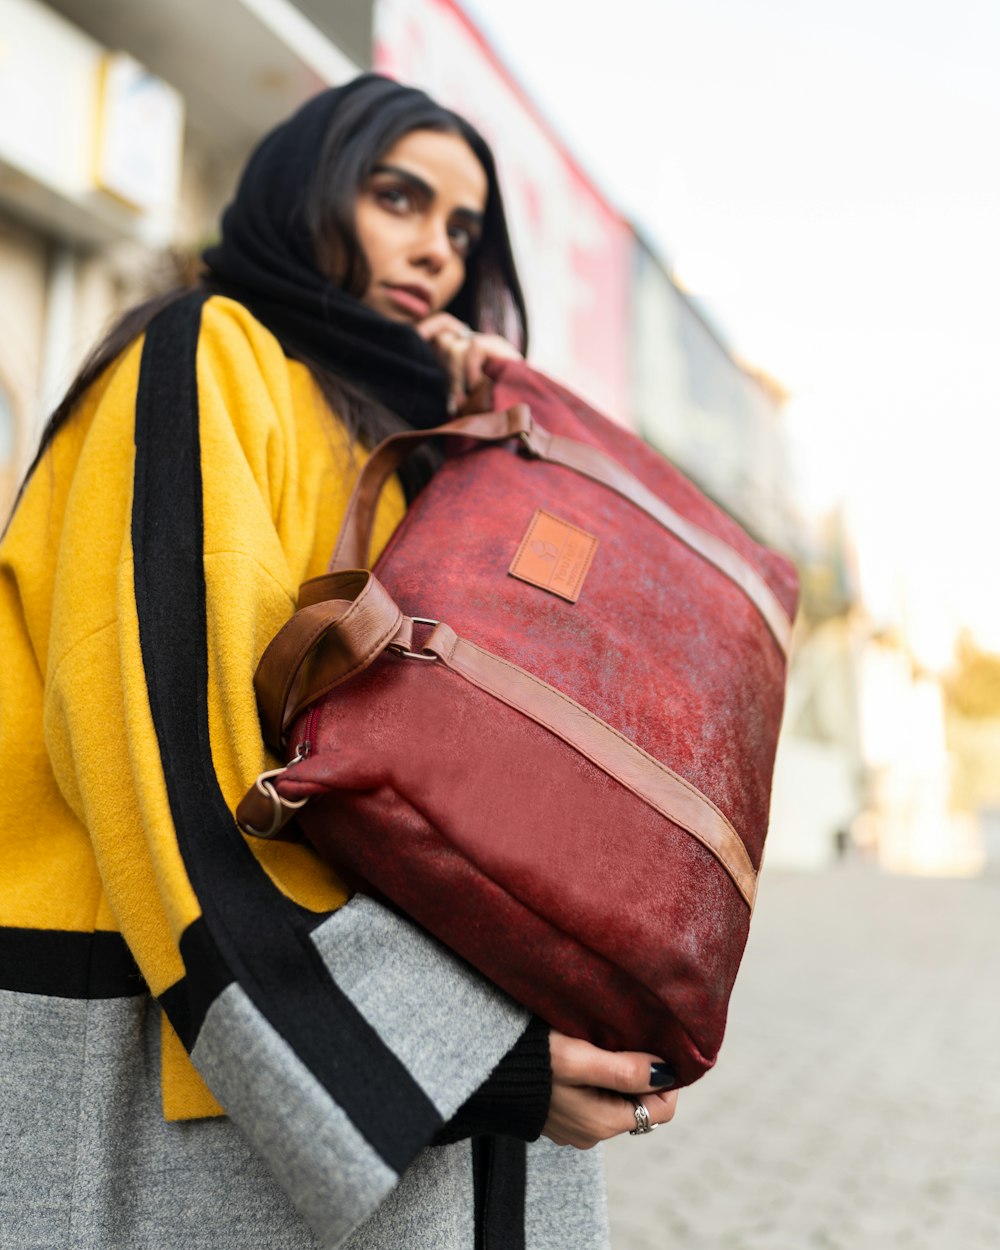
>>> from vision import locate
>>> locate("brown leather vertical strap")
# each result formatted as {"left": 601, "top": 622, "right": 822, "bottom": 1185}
{"left": 417, "top": 622, "right": 757, "bottom": 909}
{"left": 331, "top": 406, "right": 533, "bottom": 571}
{"left": 519, "top": 424, "right": 793, "bottom": 657}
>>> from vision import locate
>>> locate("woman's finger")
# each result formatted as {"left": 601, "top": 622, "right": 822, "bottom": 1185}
{"left": 463, "top": 339, "right": 489, "bottom": 393}
{"left": 416, "top": 315, "right": 520, "bottom": 363}
{"left": 415, "top": 311, "right": 470, "bottom": 342}
{"left": 414, "top": 313, "right": 521, "bottom": 413}
{"left": 469, "top": 332, "right": 521, "bottom": 363}
{"left": 456, "top": 374, "right": 494, "bottom": 416}
{"left": 549, "top": 1031, "right": 677, "bottom": 1094}
{"left": 542, "top": 1084, "right": 679, "bottom": 1150}
{"left": 460, "top": 333, "right": 520, "bottom": 395}
{"left": 624, "top": 1090, "right": 679, "bottom": 1133}
{"left": 428, "top": 329, "right": 469, "bottom": 410}
{"left": 415, "top": 315, "right": 473, "bottom": 411}
{"left": 448, "top": 340, "right": 472, "bottom": 410}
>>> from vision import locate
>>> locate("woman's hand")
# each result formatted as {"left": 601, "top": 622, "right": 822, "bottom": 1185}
{"left": 416, "top": 312, "right": 521, "bottom": 415}
{"left": 542, "top": 1031, "right": 679, "bottom": 1150}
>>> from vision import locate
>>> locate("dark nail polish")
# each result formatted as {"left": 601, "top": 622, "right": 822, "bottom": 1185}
{"left": 650, "top": 1063, "right": 677, "bottom": 1088}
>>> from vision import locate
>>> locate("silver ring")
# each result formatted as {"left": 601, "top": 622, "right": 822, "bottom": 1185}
{"left": 628, "top": 1101, "right": 657, "bottom": 1136}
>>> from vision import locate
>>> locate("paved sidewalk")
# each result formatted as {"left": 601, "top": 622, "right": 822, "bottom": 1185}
{"left": 604, "top": 866, "right": 1000, "bottom": 1249}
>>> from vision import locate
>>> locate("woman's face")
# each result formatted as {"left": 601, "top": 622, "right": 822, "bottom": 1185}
{"left": 354, "top": 128, "right": 488, "bottom": 324}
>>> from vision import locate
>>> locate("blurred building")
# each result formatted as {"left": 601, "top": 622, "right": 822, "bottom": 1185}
{"left": 0, "top": 0, "right": 369, "bottom": 502}
{"left": 1, "top": 0, "right": 861, "bottom": 869}
{"left": 947, "top": 637, "right": 1000, "bottom": 863}
{"left": 631, "top": 238, "right": 795, "bottom": 548}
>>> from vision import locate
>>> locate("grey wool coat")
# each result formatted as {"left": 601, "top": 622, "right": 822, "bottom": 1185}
{"left": 0, "top": 296, "right": 610, "bottom": 1248}
{"left": 0, "top": 897, "right": 610, "bottom": 1249}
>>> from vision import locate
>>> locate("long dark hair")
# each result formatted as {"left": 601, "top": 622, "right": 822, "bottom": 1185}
{"left": 11, "top": 76, "right": 528, "bottom": 517}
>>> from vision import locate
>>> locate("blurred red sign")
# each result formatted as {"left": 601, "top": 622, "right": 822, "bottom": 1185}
{"left": 375, "top": 0, "right": 633, "bottom": 425}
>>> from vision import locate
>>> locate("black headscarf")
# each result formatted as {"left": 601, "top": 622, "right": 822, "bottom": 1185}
{"left": 201, "top": 77, "right": 451, "bottom": 430}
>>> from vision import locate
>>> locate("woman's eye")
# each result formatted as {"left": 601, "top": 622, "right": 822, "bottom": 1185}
{"left": 376, "top": 186, "right": 411, "bottom": 212}
{"left": 448, "top": 224, "right": 476, "bottom": 257}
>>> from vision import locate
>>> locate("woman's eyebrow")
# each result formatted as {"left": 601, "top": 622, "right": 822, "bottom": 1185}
{"left": 371, "top": 164, "right": 484, "bottom": 223}
{"left": 451, "top": 206, "right": 484, "bottom": 228}
{"left": 371, "top": 164, "right": 434, "bottom": 198}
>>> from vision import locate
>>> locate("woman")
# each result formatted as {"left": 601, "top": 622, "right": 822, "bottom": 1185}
{"left": 0, "top": 75, "right": 677, "bottom": 1248}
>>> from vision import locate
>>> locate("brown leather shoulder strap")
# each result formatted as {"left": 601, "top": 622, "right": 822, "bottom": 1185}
{"left": 417, "top": 622, "right": 757, "bottom": 909}
{"left": 246, "top": 598, "right": 758, "bottom": 903}
{"left": 519, "top": 423, "right": 793, "bottom": 656}
{"left": 254, "top": 571, "right": 403, "bottom": 748}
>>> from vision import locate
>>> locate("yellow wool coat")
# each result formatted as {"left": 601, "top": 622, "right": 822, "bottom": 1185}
{"left": 2, "top": 294, "right": 405, "bottom": 1118}
{"left": 0, "top": 294, "right": 605, "bottom": 1248}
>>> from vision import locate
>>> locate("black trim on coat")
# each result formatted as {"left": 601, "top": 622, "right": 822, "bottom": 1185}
{"left": 0, "top": 926, "right": 146, "bottom": 998}
{"left": 131, "top": 293, "right": 441, "bottom": 1174}
{"left": 157, "top": 917, "right": 234, "bottom": 1048}
{"left": 473, "top": 1136, "right": 528, "bottom": 1250}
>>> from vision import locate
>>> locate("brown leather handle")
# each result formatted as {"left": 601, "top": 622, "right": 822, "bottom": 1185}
{"left": 254, "top": 570, "right": 404, "bottom": 748}
{"left": 331, "top": 395, "right": 791, "bottom": 654}
{"left": 331, "top": 405, "right": 533, "bottom": 572}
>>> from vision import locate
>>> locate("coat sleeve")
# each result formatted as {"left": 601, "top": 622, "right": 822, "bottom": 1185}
{"left": 42, "top": 294, "right": 547, "bottom": 1248}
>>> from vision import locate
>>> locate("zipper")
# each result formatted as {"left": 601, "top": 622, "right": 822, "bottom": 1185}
{"left": 290, "top": 705, "right": 318, "bottom": 764}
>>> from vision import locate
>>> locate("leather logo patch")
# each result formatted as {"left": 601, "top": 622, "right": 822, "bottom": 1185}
{"left": 509, "top": 509, "right": 598, "bottom": 603}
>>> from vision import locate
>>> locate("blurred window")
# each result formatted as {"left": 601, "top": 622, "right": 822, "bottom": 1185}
{"left": 0, "top": 382, "right": 13, "bottom": 468}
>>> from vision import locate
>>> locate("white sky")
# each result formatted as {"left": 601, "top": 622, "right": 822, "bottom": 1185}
{"left": 462, "top": 0, "right": 1000, "bottom": 660}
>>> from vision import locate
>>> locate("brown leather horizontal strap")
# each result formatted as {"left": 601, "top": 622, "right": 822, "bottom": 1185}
{"left": 519, "top": 423, "right": 792, "bottom": 657}
{"left": 254, "top": 570, "right": 403, "bottom": 748}
{"left": 419, "top": 622, "right": 757, "bottom": 908}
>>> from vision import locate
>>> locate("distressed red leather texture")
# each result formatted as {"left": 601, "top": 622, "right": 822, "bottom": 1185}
{"left": 267, "top": 361, "right": 799, "bottom": 1086}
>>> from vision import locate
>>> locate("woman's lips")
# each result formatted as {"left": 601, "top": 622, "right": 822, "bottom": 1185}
{"left": 383, "top": 284, "right": 432, "bottom": 318}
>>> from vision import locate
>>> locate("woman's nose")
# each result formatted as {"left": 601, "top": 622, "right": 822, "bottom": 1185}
{"left": 410, "top": 216, "right": 451, "bottom": 271}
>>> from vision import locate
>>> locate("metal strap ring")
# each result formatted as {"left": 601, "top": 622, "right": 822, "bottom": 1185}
{"left": 389, "top": 617, "right": 441, "bottom": 662}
